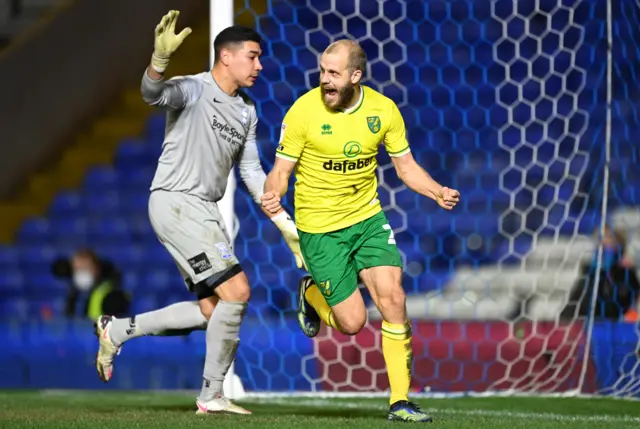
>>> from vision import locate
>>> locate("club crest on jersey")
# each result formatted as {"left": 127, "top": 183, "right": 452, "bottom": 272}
{"left": 367, "top": 116, "right": 381, "bottom": 134}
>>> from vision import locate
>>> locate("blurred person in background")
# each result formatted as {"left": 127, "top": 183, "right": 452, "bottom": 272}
{"left": 51, "top": 248, "right": 131, "bottom": 321}
{"left": 561, "top": 225, "right": 640, "bottom": 321}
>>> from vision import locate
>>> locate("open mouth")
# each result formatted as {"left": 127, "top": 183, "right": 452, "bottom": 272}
{"left": 324, "top": 88, "right": 337, "bottom": 97}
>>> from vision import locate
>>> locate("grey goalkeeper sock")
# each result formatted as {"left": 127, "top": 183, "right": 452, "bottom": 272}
{"left": 109, "top": 301, "right": 207, "bottom": 346}
{"left": 199, "top": 300, "right": 247, "bottom": 401}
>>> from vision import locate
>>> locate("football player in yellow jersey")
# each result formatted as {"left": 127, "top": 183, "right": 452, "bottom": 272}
{"left": 262, "top": 40, "right": 460, "bottom": 422}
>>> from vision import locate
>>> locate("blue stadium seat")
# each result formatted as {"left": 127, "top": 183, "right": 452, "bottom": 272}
{"left": 16, "top": 217, "right": 51, "bottom": 243}
{"left": 83, "top": 165, "right": 119, "bottom": 191}
{"left": 28, "top": 298, "right": 66, "bottom": 319}
{"left": 117, "top": 167, "right": 155, "bottom": 190}
{"left": 141, "top": 269, "right": 182, "bottom": 294}
{"left": 18, "top": 245, "right": 58, "bottom": 271}
{"left": 93, "top": 216, "right": 130, "bottom": 237}
{"left": 121, "top": 191, "right": 150, "bottom": 215}
{"left": 143, "top": 243, "right": 176, "bottom": 268}
{"left": 131, "top": 295, "right": 160, "bottom": 315}
{"left": 0, "top": 245, "right": 18, "bottom": 268}
{"left": 83, "top": 191, "right": 123, "bottom": 215}
{"left": 145, "top": 113, "right": 166, "bottom": 144}
{"left": 114, "top": 138, "right": 154, "bottom": 169}
{"left": 0, "top": 298, "right": 28, "bottom": 321}
{"left": 0, "top": 270, "right": 24, "bottom": 297}
{"left": 50, "top": 217, "right": 89, "bottom": 238}
{"left": 24, "top": 270, "right": 67, "bottom": 297}
{"left": 48, "top": 191, "right": 82, "bottom": 217}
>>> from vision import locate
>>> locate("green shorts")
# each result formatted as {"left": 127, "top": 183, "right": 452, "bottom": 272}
{"left": 298, "top": 211, "right": 403, "bottom": 307}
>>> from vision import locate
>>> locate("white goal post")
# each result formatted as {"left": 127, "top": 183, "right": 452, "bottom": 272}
{"left": 211, "top": 0, "right": 246, "bottom": 400}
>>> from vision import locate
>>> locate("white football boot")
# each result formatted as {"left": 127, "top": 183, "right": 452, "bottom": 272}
{"left": 94, "top": 315, "right": 121, "bottom": 382}
{"left": 195, "top": 395, "right": 252, "bottom": 415}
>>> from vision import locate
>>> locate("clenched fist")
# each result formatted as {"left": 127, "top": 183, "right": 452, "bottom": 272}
{"left": 261, "top": 191, "right": 282, "bottom": 214}
{"left": 436, "top": 187, "right": 460, "bottom": 210}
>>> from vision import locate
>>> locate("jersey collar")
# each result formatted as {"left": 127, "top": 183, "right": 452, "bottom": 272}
{"left": 341, "top": 86, "right": 364, "bottom": 115}
{"left": 204, "top": 71, "right": 241, "bottom": 102}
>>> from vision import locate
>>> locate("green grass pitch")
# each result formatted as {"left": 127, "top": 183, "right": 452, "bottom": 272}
{"left": 0, "top": 390, "right": 639, "bottom": 428}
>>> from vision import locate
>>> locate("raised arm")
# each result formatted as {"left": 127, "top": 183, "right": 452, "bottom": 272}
{"left": 141, "top": 72, "right": 202, "bottom": 110}
{"left": 384, "top": 102, "right": 460, "bottom": 209}
{"left": 391, "top": 153, "right": 457, "bottom": 208}
{"left": 141, "top": 10, "right": 196, "bottom": 110}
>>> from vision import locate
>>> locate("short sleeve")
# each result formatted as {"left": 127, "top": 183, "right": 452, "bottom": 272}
{"left": 276, "top": 102, "right": 307, "bottom": 161}
{"left": 384, "top": 102, "right": 411, "bottom": 157}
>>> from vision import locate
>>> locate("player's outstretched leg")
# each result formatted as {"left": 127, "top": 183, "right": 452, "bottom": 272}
{"left": 94, "top": 301, "right": 209, "bottom": 382}
{"left": 195, "top": 271, "right": 251, "bottom": 415}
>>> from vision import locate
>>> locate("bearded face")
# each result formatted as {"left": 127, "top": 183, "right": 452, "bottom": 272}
{"left": 318, "top": 50, "right": 361, "bottom": 110}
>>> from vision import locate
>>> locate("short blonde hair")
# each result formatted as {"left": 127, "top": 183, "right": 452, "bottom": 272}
{"left": 324, "top": 39, "right": 367, "bottom": 74}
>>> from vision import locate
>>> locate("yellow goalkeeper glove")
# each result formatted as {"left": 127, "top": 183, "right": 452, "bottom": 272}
{"left": 151, "top": 10, "right": 192, "bottom": 73}
{"left": 271, "top": 211, "right": 307, "bottom": 270}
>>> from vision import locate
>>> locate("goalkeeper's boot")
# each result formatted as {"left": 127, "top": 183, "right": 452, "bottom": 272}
{"left": 94, "top": 315, "right": 122, "bottom": 382}
{"left": 196, "top": 395, "right": 252, "bottom": 415}
{"left": 297, "top": 275, "right": 320, "bottom": 338}
{"left": 388, "top": 400, "right": 433, "bottom": 423}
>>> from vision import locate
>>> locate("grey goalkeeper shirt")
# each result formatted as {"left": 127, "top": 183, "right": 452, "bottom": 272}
{"left": 141, "top": 71, "right": 266, "bottom": 204}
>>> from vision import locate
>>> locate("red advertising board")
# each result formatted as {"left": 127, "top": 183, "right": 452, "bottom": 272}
{"left": 315, "top": 320, "right": 599, "bottom": 393}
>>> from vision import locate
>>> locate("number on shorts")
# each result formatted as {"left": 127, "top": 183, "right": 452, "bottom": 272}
{"left": 382, "top": 224, "right": 396, "bottom": 245}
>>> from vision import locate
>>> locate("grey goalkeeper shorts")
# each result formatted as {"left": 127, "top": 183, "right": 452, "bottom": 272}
{"left": 148, "top": 190, "right": 241, "bottom": 292}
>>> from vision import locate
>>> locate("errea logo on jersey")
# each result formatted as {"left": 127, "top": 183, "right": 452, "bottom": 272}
{"left": 321, "top": 124, "right": 332, "bottom": 135}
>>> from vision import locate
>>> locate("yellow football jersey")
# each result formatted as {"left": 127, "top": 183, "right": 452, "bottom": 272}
{"left": 276, "top": 85, "right": 411, "bottom": 233}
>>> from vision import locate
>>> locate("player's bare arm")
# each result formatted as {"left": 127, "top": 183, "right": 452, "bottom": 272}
{"left": 391, "top": 152, "right": 460, "bottom": 210}
{"left": 261, "top": 156, "right": 306, "bottom": 269}
{"left": 237, "top": 134, "right": 288, "bottom": 218}
{"left": 262, "top": 156, "right": 296, "bottom": 213}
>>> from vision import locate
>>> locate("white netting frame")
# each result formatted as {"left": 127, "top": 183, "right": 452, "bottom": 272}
{"left": 233, "top": 0, "right": 640, "bottom": 399}
{"left": 487, "top": 0, "right": 594, "bottom": 394}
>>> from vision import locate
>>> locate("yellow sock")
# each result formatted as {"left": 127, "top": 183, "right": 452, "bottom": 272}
{"left": 304, "top": 282, "right": 336, "bottom": 329}
{"left": 381, "top": 320, "right": 413, "bottom": 405}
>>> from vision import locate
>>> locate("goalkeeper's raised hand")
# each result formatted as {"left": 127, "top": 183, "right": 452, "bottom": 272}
{"left": 151, "top": 10, "right": 192, "bottom": 74}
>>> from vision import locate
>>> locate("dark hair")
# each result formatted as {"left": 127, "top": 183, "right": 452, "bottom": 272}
{"left": 214, "top": 25, "right": 262, "bottom": 63}
{"left": 73, "top": 248, "right": 100, "bottom": 266}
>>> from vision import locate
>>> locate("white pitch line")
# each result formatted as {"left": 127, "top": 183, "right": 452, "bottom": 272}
{"left": 33, "top": 390, "right": 640, "bottom": 424}
{"left": 248, "top": 397, "right": 640, "bottom": 424}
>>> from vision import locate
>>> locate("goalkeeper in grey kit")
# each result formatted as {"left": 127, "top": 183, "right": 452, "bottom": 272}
{"left": 93, "top": 10, "right": 304, "bottom": 414}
